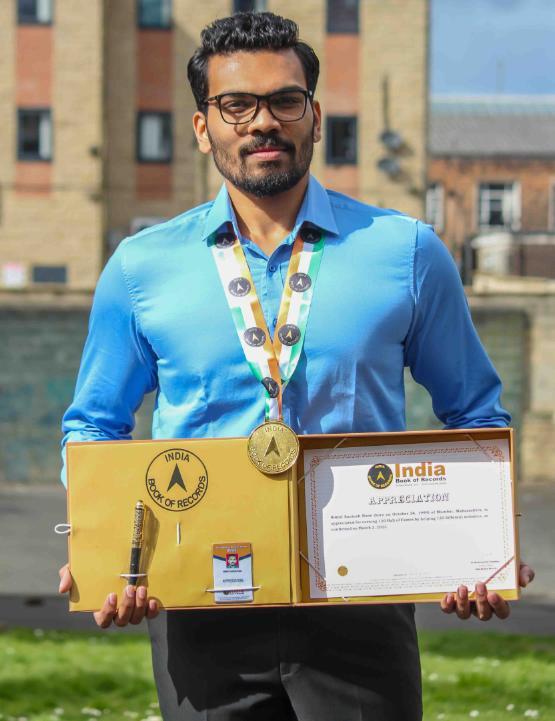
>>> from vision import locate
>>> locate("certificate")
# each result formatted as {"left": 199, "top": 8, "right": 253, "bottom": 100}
{"left": 303, "top": 437, "right": 517, "bottom": 600}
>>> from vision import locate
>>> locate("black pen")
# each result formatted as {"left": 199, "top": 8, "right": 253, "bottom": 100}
{"left": 128, "top": 500, "right": 145, "bottom": 586}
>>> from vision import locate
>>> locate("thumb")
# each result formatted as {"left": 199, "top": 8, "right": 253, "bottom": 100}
{"left": 58, "top": 565, "right": 73, "bottom": 594}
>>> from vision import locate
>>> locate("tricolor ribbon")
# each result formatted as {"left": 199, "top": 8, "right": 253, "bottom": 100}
{"left": 209, "top": 223, "right": 324, "bottom": 421}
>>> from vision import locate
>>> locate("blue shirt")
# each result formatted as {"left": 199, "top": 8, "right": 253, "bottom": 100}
{"left": 61, "top": 176, "right": 509, "bottom": 484}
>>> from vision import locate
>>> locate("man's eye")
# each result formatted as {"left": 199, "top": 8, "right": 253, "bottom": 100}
{"left": 223, "top": 100, "right": 252, "bottom": 112}
{"left": 273, "top": 95, "right": 303, "bottom": 107}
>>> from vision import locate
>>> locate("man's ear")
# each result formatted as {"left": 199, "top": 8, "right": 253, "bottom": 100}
{"left": 312, "top": 100, "right": 322, "bottom": 144}
{"left": 193, "top": 111, "right": 212, "bottom": 155}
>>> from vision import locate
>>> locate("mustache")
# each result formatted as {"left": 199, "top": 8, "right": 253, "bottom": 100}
{"left": 240, "top": 136, "right": 295, "bottom": 157}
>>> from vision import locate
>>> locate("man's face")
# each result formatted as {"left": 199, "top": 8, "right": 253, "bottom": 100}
{"left": 193, "top": 49, "right": 322, "bottom": 197}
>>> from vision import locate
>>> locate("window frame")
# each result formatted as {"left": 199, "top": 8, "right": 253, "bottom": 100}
{"left": 17, "top": 0, "right": 54, "bottom": 25}
{"left": 477, "top": 181, "right": 521, "bottom": 232}
{"left": 137, "top": 0, "right": 172, "bottom": 29}
{"left": 232, "top": 0, "right": 267, "bottom": 12}
{"left": 32, "top": 265, "right": 67, "bottom": 284}
{"left": 325, "top": 115, "right": 358, "bottom": 166}
{"left": 426, "top": 182, "right": 444, "bottom": 232}
{"left": 326, "top": 0, "right": 359, "bottom": 34}
{"left": 136, "top": 110, "right": 173, "bottom": 163}
{"left": 17, "top": 108, "right": 53, "bottom": 162}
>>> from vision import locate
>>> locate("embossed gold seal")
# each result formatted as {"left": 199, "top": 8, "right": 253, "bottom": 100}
{"left": 247, "top": 420, "right": 299, "bottom": 475}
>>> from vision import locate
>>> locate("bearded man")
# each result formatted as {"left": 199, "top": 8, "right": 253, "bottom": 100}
{"left": 59, "top": 11, "right": 534, "bottom": 721}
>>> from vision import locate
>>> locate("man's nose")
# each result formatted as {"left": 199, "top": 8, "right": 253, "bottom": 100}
{"left": 247, "top": 100, "right": 282, "bottom": 133}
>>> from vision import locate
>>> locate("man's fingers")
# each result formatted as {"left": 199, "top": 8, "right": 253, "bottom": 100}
{"left": 93, "top": 593, "right": 117, "bottom": 629}
{"left": 519, "top": 563, "right": 535, "bottom": 588}
{"left": 115, "top": 585, "right": 136, "bottom": 626}
{"left": 456, "top": 585, "right": 471, "bottom": 619}
{"left": 488, "top": 592, "right": 510, "bottom": 619}
{"left": 146, "top": 598, "right": 160, "bottom": 619}
{"left": 441, "top": 593, "right": 456, "bottom": 614}
{"left": 130, "top": 586, "right": 147, "bottom": 625}
{"left": 474, "top": 582, "right": 493, "bottom": 621}
{"left": 58, "top": 565, "right": 73, "bottom": 594}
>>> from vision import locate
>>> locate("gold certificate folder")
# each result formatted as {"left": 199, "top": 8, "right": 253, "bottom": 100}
{"left": 65, "top": 428, "right": 519, "bottom": 612}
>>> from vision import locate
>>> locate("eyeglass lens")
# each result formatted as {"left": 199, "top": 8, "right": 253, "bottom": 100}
{"left": 218, "top": 91, "right": 307, "bottom": 124}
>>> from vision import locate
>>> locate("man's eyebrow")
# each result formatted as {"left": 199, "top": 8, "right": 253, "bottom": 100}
{"left": 216, "top": 85, "right": 308, "bottom": 95}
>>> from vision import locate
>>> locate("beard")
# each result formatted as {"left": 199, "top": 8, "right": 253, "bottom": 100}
{"left": 206, "top": 125, "right": 314, "bottom": 198}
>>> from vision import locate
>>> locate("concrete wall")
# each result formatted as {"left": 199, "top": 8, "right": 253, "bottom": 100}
{"left": 2, "top": 281, "right": 553, "bottom": 486}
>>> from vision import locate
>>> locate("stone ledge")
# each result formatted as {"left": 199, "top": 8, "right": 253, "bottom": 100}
{"left": 0, "top": 289, "right": 93, "bottom": 310}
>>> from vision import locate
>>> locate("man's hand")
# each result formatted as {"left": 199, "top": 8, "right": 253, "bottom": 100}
{"left": 58, "top": 563, "right": 159, "bottom": 628}
{"left": 440, "top": 562, "right": 535, "bottom": 621}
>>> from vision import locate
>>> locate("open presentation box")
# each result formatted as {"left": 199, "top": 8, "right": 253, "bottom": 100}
{"left": 65, "top": 427, "right": 519, "bottom": 611}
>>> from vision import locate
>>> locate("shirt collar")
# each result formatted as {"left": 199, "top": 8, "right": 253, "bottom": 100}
{"left": 201, "top": 174, "right": 339, "bottom": 243}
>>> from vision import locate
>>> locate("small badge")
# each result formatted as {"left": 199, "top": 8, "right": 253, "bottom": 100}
{"left": 244, "top": 327, "right": 266, "bottom": 347}
{"left": 215, "top": 232, "right": 236, "bottom": 248}
{"left": 228, "top": 277, "right": 251, "bottom": 297}
{"left": 289, "top": 272, "right": 312, "bottom": 292}
{"left": 261, "top": 376, "right": 280, "bottom": 398}
{"left": 300, "top": 225, "right": 321, "bottom": 244}
{"left": 213, "top": 543, "right": 253, "bottom": 604}
{"left": 278, "top": 323, "right": 301, "bottom": 346}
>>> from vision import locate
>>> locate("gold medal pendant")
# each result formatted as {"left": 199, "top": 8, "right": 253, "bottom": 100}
{"left": 247, "top": 420, "right": 299, "bottom": 475}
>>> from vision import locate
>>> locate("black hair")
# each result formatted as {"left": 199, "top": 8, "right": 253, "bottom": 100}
{"left": 187, "top": 12, "right": 320, "bottom": 111}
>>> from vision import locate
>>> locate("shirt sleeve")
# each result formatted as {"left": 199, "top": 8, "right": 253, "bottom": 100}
{"left": 60, "top": 243, "right": 158, "bottom": 486}
{"left": 404, "top": 221, "right": 510, "bottom": 429}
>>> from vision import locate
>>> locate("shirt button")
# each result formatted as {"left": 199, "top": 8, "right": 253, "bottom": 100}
{"left": 269, "top": 264, "right": 277, "bottom": 273}
{"left": 272, "top": 318, "right": 277, "bottom": 327}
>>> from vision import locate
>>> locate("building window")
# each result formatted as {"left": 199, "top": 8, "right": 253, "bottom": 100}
{"left": 478, "top": 182, "right": 520, "bottom": 230}
{"left": 32, "top": 265, "right": 67, "bottom": 284}
{"left": 137, "top": 112, "right": 172, "bottom": 162}
{"left": 233, "top": 0, "right": 267, "bottom": 11}
{"left": 137, "top": 0, "right": 172, "bottom": 28}
{"left": 17, "top": 109, "right": 52, "bottom": 161}
{"left": 327, "top": 0, "right": 359, "bottom": 33}
{"left": 17, "top": 0, "right": 53, "bottom": 24}
{"left": 326, "top": 116, "right": 357, "bottom": 165}
{"left": 426, "top": 183, "right": 444, "bottom": 231}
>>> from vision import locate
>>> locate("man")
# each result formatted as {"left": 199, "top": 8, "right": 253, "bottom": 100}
{"left": 59, "top": 12, "right": 534, "bottom": 721}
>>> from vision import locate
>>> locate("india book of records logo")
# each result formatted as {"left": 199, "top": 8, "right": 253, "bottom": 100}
{"left": 146, "top": 448, "right": 208, "bottom": 511}
{"left": 367, "top": 463, "right": 394, "bottom": 489}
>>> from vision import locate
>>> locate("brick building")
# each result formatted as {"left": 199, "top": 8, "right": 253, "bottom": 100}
{"left": 427, "top": 95, "right": 555, "bottom": 276}
{"left": 0, "top": 0, "right": 429, "bottom": 293}
{"left": 0, "top": 0, "right": 430, "bottom": 484}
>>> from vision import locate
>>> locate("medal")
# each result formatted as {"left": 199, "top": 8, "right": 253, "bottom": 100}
{"left": 247, "top": 420, "right": 300, "bottom": 475}
{"left": 209, "top": 220, "right": 325, "bottom": 473}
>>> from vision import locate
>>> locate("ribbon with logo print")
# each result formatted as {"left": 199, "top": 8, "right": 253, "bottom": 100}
{"left": 209, "top": 223, "right": 324, "bottom": 422}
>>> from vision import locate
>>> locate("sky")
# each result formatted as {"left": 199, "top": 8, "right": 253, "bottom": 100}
{"left": 430, "top": 0, "right": 555, "bottom": 95}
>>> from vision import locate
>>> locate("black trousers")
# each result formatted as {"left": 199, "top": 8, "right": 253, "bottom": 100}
{"left": 148, "top": 604, "right": 422, "bottom": 721}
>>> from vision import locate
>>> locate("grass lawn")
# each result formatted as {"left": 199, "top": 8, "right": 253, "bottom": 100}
{"left": 0, "top": 628, "right": 554, "bottom": 720}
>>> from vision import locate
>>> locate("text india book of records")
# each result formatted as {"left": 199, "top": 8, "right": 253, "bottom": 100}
{"left": 62, "top": 427, "right": 520, "bottom": 611}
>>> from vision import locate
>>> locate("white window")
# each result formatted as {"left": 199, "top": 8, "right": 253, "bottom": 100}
{"left": 478, "top": 182, "right": 520, "bottom": 230}
{"left": 137, "top": 112, "right": 172, "bottom": 162}
{"left": 18, "top": 0, "right": 53, "bottom": 24}
{"left": 425, "top": 183, "right": 444, "bottom": 231}
{"left": 18, "top": 109, "right": 52, "bottom": 161}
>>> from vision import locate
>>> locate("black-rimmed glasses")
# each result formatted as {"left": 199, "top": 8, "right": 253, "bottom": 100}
{"left": 205, "top": 89, "right": 313, "bottom": 125}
